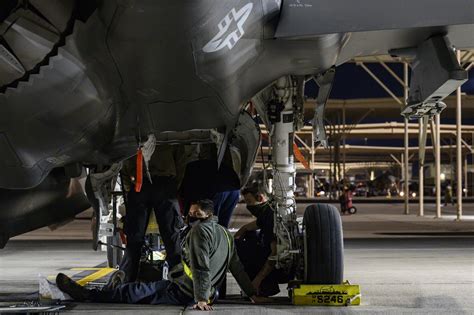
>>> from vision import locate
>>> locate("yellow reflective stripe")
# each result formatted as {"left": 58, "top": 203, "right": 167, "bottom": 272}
{"left": 182, "top": 225, "right": 232, "bottom": 281}
{"left": 183, "top": 260, "right": 193, "bottom": 280}
{"left": 183, "top": 260, "right": 212, "bottom": 303}
{"left": 219, "top": 225, "right": 232, "bottom": 249}
{"left": 182, "top": 225, "right": 233, "bottom": 304}
{"left": 76, "top": 268, "right": 116, "bottom": 286}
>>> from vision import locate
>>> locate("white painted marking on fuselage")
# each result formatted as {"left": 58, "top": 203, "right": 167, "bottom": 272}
{"left": 289, "top": 0, "right": 313, "bottom": 8}
{"left": 202, "top": 3, "right": 253, "bottom": 53}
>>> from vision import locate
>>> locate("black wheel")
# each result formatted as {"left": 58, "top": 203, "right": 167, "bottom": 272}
{"left": 348, "top": 207, "right": 357, "bottom": 215}
{"left": 303, "top": 204, "right": 344, "bottom": 284}
{"left": 107, "top": 234, "right": 123, "bottom": 268}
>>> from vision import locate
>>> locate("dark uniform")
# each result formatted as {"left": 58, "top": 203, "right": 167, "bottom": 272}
{"left": 120, "top": 145, "right": 185, "bottom": 282}
{"left": 89, "top": 217, "right": 256, "bottom": 305}
{"left": 235, "top": 202, "right": 282, "bottom": 296}
{"left": 180, "top": 150, "right": 240, "bottom": 228}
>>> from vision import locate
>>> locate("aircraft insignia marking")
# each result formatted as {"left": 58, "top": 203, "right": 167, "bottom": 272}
{"left": 203, "top": 3, "right": 253, "bottom": 53}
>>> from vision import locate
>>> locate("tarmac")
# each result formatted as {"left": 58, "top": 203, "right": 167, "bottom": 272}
{"left": 1, "top": 202, "right": 473, "bottom": 314}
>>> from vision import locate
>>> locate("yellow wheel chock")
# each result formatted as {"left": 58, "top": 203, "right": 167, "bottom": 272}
{"left": 291, "top": 281, "right": 361, "bottom": 306}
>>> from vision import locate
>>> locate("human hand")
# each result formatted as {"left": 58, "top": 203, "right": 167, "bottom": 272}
{"left": 192, "top": 301, "right": 213, "bottom": 311}
{"left": 250, "top": 295, "right": 273, "bottom": 304}
{"left": 234, "top": 227, "right": 247, "bottom": 239}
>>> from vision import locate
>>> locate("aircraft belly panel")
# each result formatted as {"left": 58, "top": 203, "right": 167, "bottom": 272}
{"left": 101, "top": 5, "right": 218, "bottom": 134}
{"left": 192, "top": 0, "right": 264, "bottom": 110}
{"left": 0, "top": 133, "right": 21, "bottom": 167}
{"left": 0, "top": 44, "right": 114, "bottom": 189}
{"left": 0, "top": 1, "right": 75, "bottom": 91}
{"left": 0, "top": 174, "right": 90, "bottom": 248}
{"left": 146, "top": 98, "right": 225, "bottom": 132}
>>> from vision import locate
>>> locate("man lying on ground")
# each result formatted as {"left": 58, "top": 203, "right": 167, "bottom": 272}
{"left": 56, "top": 199, "right": 270, "bottom": 310}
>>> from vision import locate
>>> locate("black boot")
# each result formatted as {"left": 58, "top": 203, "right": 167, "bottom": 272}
{"left": 259, "top": 277, "right": 280, "bottom": 297}
{"left": 119, "top": 244, "right": 142, "bottom": 283}
{"left": 56, "top": 273, "right": 91, "bottom": 302}
{"left": 104, "top": 270, "right": 125, "bottom": 290}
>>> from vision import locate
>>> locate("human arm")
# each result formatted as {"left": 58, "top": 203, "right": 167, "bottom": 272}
{"left": 188, "top": 227, "right": 212, "bottom": 304}
{"left": 228, "top": 243, "right": 274, "bottom": 304}
{"left": 234, "top": 220, "right": 258, "bottom": 239}
{"left": 252, "top": 240, "right": 277, "bottom": 292}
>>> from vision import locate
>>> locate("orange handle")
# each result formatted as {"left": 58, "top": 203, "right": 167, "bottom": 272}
{"left": 135, "top": 148, "right": 143, "bottom": 192}
{"left": 293, "top": 143, "right": 311, "bottom": 170}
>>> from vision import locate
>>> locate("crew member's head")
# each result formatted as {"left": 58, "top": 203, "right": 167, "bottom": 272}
{"left": 241, "top": 182, "right": 268, "bottom": 218}
{"left": 188, "top": 199, "right": 214, "bottom": 225}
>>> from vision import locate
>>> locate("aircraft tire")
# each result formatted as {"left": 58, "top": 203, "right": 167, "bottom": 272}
{"left": 303, "top": 204, "right": 344, "bottom": 284}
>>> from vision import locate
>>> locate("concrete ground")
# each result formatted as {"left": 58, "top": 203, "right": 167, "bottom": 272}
{"left": 1, "top": 203, "right": 473, "bottom": 314}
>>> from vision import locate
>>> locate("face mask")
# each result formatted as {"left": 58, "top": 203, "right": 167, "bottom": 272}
{"left": 246, "top": 203, "right": 266, "bottom": 218}
{"left": 187, "top": 215, "right": 207, "bottom": 227}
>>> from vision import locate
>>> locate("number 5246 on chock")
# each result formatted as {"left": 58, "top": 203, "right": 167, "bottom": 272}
{"left": 291, "top": 282, "right": 361, "bottom": 306}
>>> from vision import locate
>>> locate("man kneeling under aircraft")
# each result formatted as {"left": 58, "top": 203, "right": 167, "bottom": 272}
{"left": 56, "top": 199, "right": 270, "bottom": 310}
{"left": 235, "top": 182, "right": 288, "bottom": 296}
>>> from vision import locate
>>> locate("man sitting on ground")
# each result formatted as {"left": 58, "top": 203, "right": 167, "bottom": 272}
{"left": 56, "top": 199, "right": 270, "bottom": 310}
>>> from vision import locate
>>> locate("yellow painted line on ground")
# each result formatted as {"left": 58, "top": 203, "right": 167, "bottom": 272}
{"left": 76, "top": 268, "right": 116, "bottom": 286}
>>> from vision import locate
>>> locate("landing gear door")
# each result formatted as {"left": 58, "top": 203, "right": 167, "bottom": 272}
{"left": 229, "top": 110, "right": 261, "bottom": 187}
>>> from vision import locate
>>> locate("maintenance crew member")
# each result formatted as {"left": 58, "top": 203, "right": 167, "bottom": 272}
{"left": 56, "top": 199, "right": 271, "bottom": 310}
{"left": 180, "top": 144, "right": 240, "bottom": 228}
{"left": 444, "top": 184, "right": 454, "bottom": 206}
{"left": 119, "top": 144, "right": 185, "bottom": 283}
{"left": 234, "top": 182, "right": 285, "bottom": 297}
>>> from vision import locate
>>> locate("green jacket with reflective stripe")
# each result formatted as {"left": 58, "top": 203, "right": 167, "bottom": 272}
{"left": 173, "top": 216, "right": 257, "bottom": 302}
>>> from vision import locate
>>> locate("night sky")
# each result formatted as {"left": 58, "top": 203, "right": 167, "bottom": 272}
{"left": 303, "top": 63, "right": 474, "bottom": 164}
{"left": 304, "top": 63, "right": 474, "bottom": 99}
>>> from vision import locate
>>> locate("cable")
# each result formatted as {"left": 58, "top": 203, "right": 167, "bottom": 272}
{"left": 260, "top": 141, "right": 266, "bottom": 170}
